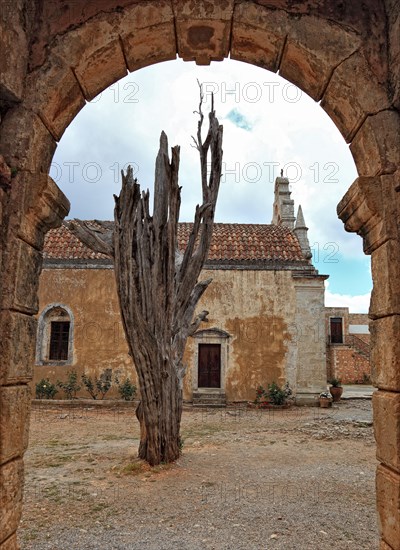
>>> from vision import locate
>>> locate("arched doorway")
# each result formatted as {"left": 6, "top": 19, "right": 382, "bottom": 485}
{"left": 0, "top": 2, "right": 398, "bottom": 548}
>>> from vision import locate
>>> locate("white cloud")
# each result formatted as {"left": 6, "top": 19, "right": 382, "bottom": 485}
{"left": 51, "top": 57, "right": 370, "bottom": 298}
{"left": 325, "top": 281, "right": 371, "bottom": 313}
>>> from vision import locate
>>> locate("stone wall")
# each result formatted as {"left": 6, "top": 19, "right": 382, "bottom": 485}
{"left": 325, "top": 307, "right": 371, "bottom": 383}
{"left": 35, "top": 265, "right": 325, "bottom": 403}
{"left": 327, "top": 346, "right": 371, "bottom": 384}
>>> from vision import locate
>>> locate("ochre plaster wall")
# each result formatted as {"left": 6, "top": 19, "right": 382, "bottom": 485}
{"left": 36, "top": 266, "right": 299, "bottom": 402}
{"left": 34, "top": 268, "right": 133, "bottom": 398}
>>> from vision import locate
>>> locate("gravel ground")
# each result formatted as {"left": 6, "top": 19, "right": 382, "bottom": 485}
{"left": 19, "top": 400, "right": 378, "bottom": 549}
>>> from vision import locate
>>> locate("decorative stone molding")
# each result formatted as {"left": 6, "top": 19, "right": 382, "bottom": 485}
{"left": 191, "top": 327, "right": 231, "bottom": 392}
{"left": 337, "top": 176, "right": 386, "bottom": 255}
{"left": 173, "top": 0, "right": 234, "bottom": 65}
{"left": 9, "top": 173, "right": 70, "bottom": 249}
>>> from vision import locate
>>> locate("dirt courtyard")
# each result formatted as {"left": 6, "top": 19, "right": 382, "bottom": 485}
{"left": 19, "top": 400, "right": 378, "bottom": 549}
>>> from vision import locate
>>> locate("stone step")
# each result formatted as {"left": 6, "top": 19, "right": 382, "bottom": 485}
{"left": 192, "top": 391, "right": 227, "bottom": 408}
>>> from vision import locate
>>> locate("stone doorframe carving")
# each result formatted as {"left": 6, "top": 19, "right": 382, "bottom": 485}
{"left": 191, "top": 328, "right": 231, "bottom": 392}
{"left": 0, "top": 1, "right": 399, "bottom": 548}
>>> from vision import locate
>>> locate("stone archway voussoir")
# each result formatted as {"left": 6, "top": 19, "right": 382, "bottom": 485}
{"left": 231, "top": 3, "right": 361, "bottom": 102}
{"left": 23, "top": 56, "right": 86, "bottom": 142}
{"left": 350, "top": 110, "right": 400, "bottom": 177}
{"left": 278, "top": 17, "right": 360, "bottom": 102}
{"left": 321, "top": 52, "right": 392, "bottom": 143}
{"left": 173, "top": 0, "right": 234, "bottom": 65}
{"left": 0, "top": 107, "right": 56, "bottom": 174}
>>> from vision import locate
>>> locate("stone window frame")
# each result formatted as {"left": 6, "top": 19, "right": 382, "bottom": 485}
{"left": 191, "top": 328, "right": 230, "bottom": 392}
{"left": 35, "top": 303, "right": 74, "bottom": 366}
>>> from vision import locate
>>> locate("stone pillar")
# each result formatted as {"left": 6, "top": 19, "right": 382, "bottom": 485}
{"left": 292, "top": 275, "right": 328, "bottom": 404}
{"left": 338, "top": 169, "right": 400, "bottom": 550}
{"left": 0, "top": 162, "right": 69, "bottom": 548}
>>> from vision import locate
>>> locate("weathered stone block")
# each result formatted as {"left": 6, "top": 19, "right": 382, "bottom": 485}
{"left": 8, "top": 172, "right": 69, "bottom": 249}
{"left": 389, "top": 8, "right": 400, "bottom": 110}
{"left": 1, "top": 238, "right": 42, "bottom": 315}
{"left": 350, "top": 110, "right": 400, "bottom": 177}
{"left": 231, "top": 3, "right": 288, "bottom": 72}
{"left": 123, "top": 23, "right": 176, "bottom": 72}
{"left": 370, "top": 240, "right": 400, "bottom": 318}
{"left": 74, "top": 39, "right": 127, "bottom": 101}
{"left": 0, "top": 107, "right": 56, "bottom": 174}
{"left": 321, "top": 52, "right": 391, "bottom": 142}
{"left": 380, "top": 173, "right": 400, "bottom": 237}
{"left": 117, "top": 1, "right": 176, "bottom": 71}
{"left": 370, "top": 316, "right": 400, "bottom": 391}
{"left": 280, "top": 17, "right": 360, "bottom": 102}
{"left": 173, "top": 0, "right": 234, "bottom": 64}
{"left": 0, "top": 311, "right": 36, "bottom": 385}
{"left": 0, "top": 386, "right": 30, "bottom": 464}
{"left": 376, "top": 464, "right": 400, "bottom": 550}
{"left": 47, "top": 12, "right": 130, "bottom": 101}
{"left": 0, "top": 0, "right": 28, "bottom": 102}
{"left": 0, "top": 459, "right": 24, "bottom": 545}
{"left": 0, "top": 533, "right": 19, "bottom": 550}
{"left": 24, "top": 56, "right": 86, "bottom": 141}
{"left": 373, "top": 391, "right": 400, "bottom": 473}
{"left": 0, "top": 156, "right": 11, "bottom": 189}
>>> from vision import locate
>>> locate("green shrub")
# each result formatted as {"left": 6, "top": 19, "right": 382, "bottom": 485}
{"left": 267, "top": 381, "right": 292, "bottom": 405}
{"left": 81, "top": 369, "right": 113, "bottom": 400}
{"left": 56, "top": 369, "right": 81, "bottom": 399}
{"left": 35, "top": 378, "right": 58, "bottom": 399}
{"left": 115, "top": 377, "right": 137, "bottom": 401}
{"left": 254, "top": 381, "right": 292, "bottom": 406}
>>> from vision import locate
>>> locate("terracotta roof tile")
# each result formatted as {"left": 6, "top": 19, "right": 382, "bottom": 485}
{"left": 43, "top": 221, "right": 305, "bottom": 263}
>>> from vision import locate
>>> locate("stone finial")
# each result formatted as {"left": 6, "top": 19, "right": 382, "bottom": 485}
{"left": 294, "top": 205, "right": 312, "bottom": 261}
{"left": 295, "top": 204, "right": 306, "bottom": 229}
{"left": 271, "top": 173, "right": 295, "bottom": 229}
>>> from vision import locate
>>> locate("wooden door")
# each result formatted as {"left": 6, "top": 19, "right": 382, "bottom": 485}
{"left": 198, "top": 344, "right": 221, "bottom": 388}
{"left": 330, "top": 317, "right": 343, "bottom": 344}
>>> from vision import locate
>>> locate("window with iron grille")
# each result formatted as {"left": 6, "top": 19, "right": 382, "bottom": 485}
{"left": 49, "top": 321, "right": 70, "bottom": 361}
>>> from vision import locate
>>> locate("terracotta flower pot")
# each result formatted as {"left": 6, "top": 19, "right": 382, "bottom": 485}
{"left": 329, "top": 386, "right": 343, "bottom": 402}
{"left": 319, "top": 397, "right": 332, "bottom": 408}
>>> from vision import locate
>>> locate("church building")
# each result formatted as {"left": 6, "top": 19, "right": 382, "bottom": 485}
{"left": 34, "top": 176, "right": 329, "bottom": 404}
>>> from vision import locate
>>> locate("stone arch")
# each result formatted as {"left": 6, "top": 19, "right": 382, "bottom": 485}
{"left": 0, "top": 2, "right": 399, "bottom": 549}
{"left": 35, "top": 303, "right": 75, "bottom": 366}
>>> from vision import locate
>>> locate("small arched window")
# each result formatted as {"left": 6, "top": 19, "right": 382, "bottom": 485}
{"left": 36, "top": 304, "right": 74, "bottom": 365}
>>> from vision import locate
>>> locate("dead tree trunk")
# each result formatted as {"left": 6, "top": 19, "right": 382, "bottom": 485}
{"left": 69, "top": 89, "right": 223, "bottom": 465}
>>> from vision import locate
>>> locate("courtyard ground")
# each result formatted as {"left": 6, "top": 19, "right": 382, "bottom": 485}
{"left": 19, "top": 400, "right": 378, "bottom": 549}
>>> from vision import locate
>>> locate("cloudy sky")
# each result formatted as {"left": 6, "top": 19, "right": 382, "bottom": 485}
{"left": 49, "top": 58, "right": 372, "bottom": 312}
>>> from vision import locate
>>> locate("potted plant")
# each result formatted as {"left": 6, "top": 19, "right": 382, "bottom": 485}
{"left": 319, "top": 390, "right": 333, "bottom": 408}
{"left": 329, "top": 378, "right": 343, "bottom": 402}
